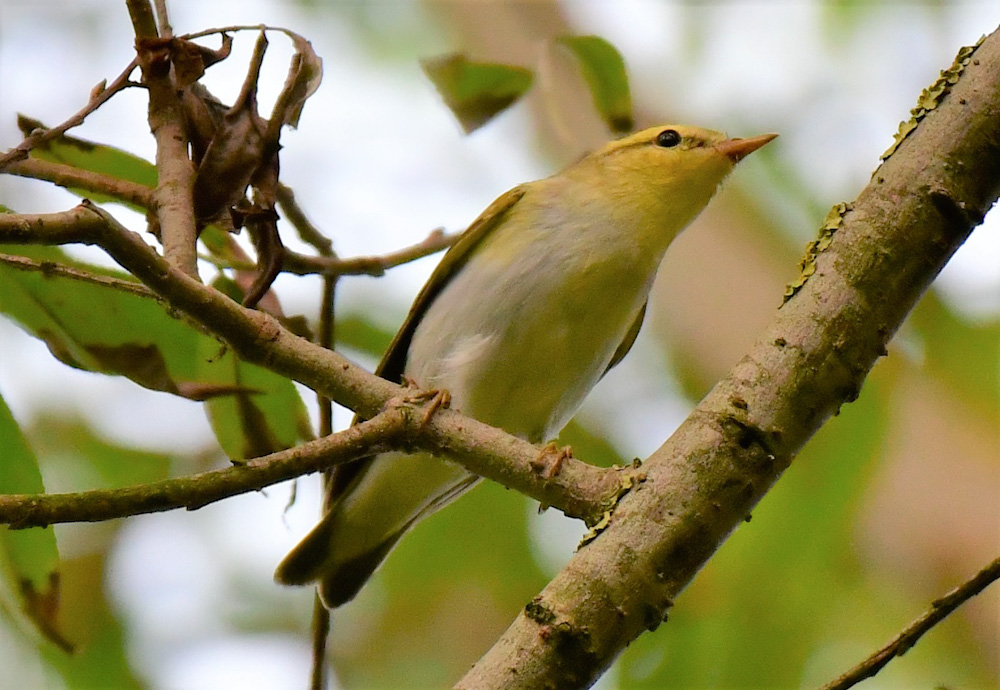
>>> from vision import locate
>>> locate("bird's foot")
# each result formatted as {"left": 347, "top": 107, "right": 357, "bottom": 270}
{"left": 400, "top": 377, "right": 452, "bottom": 428}
{"left": 530, "top": 441, "right": 572, "bottom": 479}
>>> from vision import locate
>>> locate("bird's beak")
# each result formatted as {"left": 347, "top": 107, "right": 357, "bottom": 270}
{"left": 715, "top": 133, "right": 778, "bottom": 163}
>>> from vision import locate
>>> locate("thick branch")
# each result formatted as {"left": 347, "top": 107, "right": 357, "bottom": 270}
{"left": 0, "top": 207, "right": 628, "bottom": 525}
{"left": 455, "top": 30, "right": 1000, "bottom": 690}
{"left": 0, "top": 409, "right": 406, "bottom": 528}
{"left": 0, "top": 205, "right": 104, "bottom": 245}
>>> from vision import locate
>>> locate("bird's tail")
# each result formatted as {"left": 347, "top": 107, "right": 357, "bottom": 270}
{"left": 274, "top": 515, "right": 404, "bottom": 608}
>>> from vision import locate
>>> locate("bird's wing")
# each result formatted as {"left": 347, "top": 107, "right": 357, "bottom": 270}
{"left": 375, "top": 186, "right": 527, "bottom": 382}
{"left": 325, "top": 186, "right": 527, "bottom": 502}
{"left": 603, "top": 301, "right": 647, "bottom": 376}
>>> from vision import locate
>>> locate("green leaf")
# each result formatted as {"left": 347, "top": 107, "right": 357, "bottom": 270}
{"left": 421, "top": 53, "right": 533, "bottom": 133}
{"left": 15, "top": 117, "right": 234, "bottom": 255}
{"left": 198, "top": 338, "right": 313, "bottom": 461}
{"left": 0, "top": 394, "right": 67, "bottom": 650}
{"left": 18, "top": 115, "right": 157, "bottom": 211}
{"left": 556, "top": 36, "right": 633, "bottom": 133}
{"left": 0, "top": 244, "right": 311, "bottom": 462}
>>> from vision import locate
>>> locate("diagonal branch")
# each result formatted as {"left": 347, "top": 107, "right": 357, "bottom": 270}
{"left": 0, "top": 252, "right": 156, "bottom": 299}
{"left": 820, "top": 555, "right": 1000, "bottom": 690}
{"left": 4, "top": 158, "right": 155, "bottom": 209}
{"left": 0, "top": 60, "right": 140, "bottom": 171}
{"left": 455, "top": 28, "right": 1000, "bottom": 690}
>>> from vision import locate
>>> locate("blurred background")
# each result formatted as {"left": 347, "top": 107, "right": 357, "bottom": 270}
{"left": 1, "top": 1, "right": 998, "bottom": 688}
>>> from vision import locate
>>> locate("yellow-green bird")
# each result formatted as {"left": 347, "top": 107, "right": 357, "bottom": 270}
{"left": 274, "top": 124, "right": 776, "bottom": 607}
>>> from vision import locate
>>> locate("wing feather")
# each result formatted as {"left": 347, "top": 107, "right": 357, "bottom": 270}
{"left": 326, "top": 186, "right": 527, "bottom": 502}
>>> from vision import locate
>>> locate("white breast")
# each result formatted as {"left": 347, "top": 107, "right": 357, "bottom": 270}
{"left": 405, "top": 183, "right": 659, "bottom": 442}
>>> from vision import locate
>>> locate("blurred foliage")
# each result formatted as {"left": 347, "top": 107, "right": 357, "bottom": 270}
{"left": 421, "top": 53, "right": 534, "bottom": 133}
{"left": 0, "top": 394, "right": 63, "bottom": 651}
{"left": 0, "top": 2, "right": 997, "bottom": 690}
{"left": 556, "top": 35, "right": 633, "bottom": 133}
{"left": 422, "top": 35, "right": 633, "bottom": 135}
{"left": 28, "top": 415, "right": 174, "bottom": 689}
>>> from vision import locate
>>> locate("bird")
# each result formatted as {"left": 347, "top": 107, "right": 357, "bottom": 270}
{"left": 274, "top": 124, "right": 777, "bottom": 608}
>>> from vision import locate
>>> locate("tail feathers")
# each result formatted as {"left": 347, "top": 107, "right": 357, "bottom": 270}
{"left": 273, "top": 517, "right": 337, "bottom": 586}
{"left": 274, "top": 517, "right": 404, "bottom": 609}
{"left": 318, "top": 534, "right": 402, "bottom": 608}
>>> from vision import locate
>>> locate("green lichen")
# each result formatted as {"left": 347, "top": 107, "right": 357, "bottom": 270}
{"left": 783, "top": 201, "right": 852, "bottom": 303}
{"left": 578, "top": 465, "right": 646, "bottom": 547}
{"left": 578, "top": 510, "right": 612, "bottom": 547}
{"left": 879, "top": 35, "right": 984, "bottom": 162}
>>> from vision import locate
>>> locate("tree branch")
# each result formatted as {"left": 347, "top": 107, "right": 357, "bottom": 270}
{"left": 4, "top": 158, "right": 154, "bottom": 209}
{"left": 128, "top": 0, "right": 199, "bottom": 277}
{"left": 282, "top": 227, "right": 458, "bottom": 277}
{"left": 0, "top": 252, "right": 156, "bottom": 299}
{"left": 455, "top": 29, "right": 1000, "bottom": 689}
{"left": 0, "top": 408, "right": 408, "bottom": 528}
{"left": 820, "top": 555, "right": 1000, "bottom": 690}
{"left": 0, "top": 61, "right": 140, "bottom": 171}
{"left": 0, "top": 206, "right": 630, "bottom": 526}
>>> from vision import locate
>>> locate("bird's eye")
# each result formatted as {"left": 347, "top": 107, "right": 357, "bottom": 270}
{"left": 655, "top": 129, "right": 681, "bottom": 148}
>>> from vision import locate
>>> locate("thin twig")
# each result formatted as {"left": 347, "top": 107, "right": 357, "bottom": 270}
{"left": 180, "top": 25, "right": 301, "bottom": 42}
{"left": 309, "top": 274, "right": 338, "bottom": 687}
{"left": 153, "top": 0, "right": 172, "bottom": 37}
{"left": 0, "top": 59, "right": 141, "bottom": 171}
{"left": 820, "top": 555, "right": 1000, "bottom": 690}
{"left": 284, "top": 175, "right": 340, "bottom": 690}
{"left": 0, "top": 252, "right": 157, "bottom": 299}
{"left": 0, "top": 410, "right": 406, "bottom": 528}
{"left": 277, "top": 183, "right": 333, "bottom": 255}
{"left": 283, "top": 228, "right": 458, "bottom": 277}
{"left": 4, "top": 158, "right": 154, "bottom": 210}
{"left": 309, "top": 596, "right": 331, "bottom": 690}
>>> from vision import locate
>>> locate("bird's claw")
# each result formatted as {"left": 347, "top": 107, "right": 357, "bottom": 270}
{"left": 400, "top": 377, "right": 451, "bottom": 428}
{"left": 530, "top": 441, "right": 572, "bottom": 479}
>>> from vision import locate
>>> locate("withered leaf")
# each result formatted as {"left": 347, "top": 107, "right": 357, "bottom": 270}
{"left": 190, "top": 32, "right": 269, "bottom": 223}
